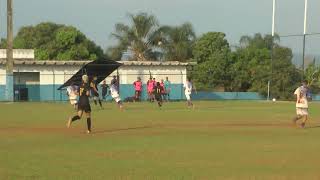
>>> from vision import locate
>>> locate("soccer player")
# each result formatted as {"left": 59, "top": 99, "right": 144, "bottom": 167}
{"left": 101, "top": 80, "right": 109, "bottom": 101}
{"left": 153, "top": 82, "right": 164, "bottom": 108}
{"left": 292, "top": 81, "right": 309, "bottom": 128}
{"left": 111, "top": 75, "right": 119, "bottom": 91}
{"left": 67, "top": 75, "right": 92, "bottom": 134}
{"left": 110, "top": 80, "right": 124, "bottom": 110}
{"left": 147, "top": 77, "right": 155, "bottom": 102}
{"left": 184, "top": 78, "right": 195, "bottom": 108}
{"left": 66, "top": 83, "right": 78, "bottom": 110}
{"left": 90, "top": 76, "right": 103, "bottom": 108}
{"left": 160, "top": 79, "right": 166, "bottom": 100}
{"left": 164, "top": 77, "right": 171, "bottom": 101}
{"left": 133, "top": 77, "right": 142, "bottom": 101}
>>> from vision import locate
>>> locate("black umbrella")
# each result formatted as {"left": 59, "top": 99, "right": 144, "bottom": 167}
{"left": 58, "top": 60, "right": 122, "bottom": 90}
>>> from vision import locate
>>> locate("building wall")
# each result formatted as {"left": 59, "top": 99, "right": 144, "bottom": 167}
{"left": 0, "top": 64, "right": 187, "bottom": 101}
{"left": 91, "top": 65, "right": 187, "bottom": 86}
{"left": 0, "top": 68, "right": 5, "bottom": 85}
{"left": 0, "top": 49, "right": 34, "bottom": 59}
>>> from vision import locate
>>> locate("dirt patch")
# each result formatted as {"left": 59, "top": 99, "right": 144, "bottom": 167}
{"left": 158, "top": 122, "right": 295, "bottom": 129}
{"left": 1, "top": 122, "right": 317, "bottom": 136}
{"left": 91, "top": 125, "right": 154, "bottom": 134}
{"left": 0, "top": 125, "right": 161, "bottom": 136}
{"left": 0, "top": 127, "right": 82, "bottom": 135}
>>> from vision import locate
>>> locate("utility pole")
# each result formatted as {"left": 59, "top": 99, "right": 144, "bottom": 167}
{"left": 302, "top": 0, "right": 308, "bottom": 77}
{"left": 269, "top": 0, "right": 276, "bottom": 101}
{"left": 6, "top": 0, "right": 14, "bottom": 101}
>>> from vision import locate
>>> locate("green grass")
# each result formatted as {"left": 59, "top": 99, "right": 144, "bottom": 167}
{"left": 1, "top": 101, "right": 320, "bottom": 180}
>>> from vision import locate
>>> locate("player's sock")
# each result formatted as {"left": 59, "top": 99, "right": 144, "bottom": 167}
{"left": 87, "top": 118, "right": 91, "bottom": 132}
{"left": 98, "top": 99, "right": 102, "bottom": 107}
{"left": 93, "top": 100, "right": 97, "bottom": 105}
{"left": 71, "top": 115, "right": 80, "bottom": 122}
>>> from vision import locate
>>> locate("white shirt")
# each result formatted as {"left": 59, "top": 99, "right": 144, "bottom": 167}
{"left": 184, "top": 81, "right": 192, "bottom": 94}
{"left": 110, "top": 84, "right": 119, "bottom": 97}
{"left": 66, "top": 86, "right": 72, "bottom": 95}
{"left": 294, "top": 86, "right": 308, "bottom": 108}
{"left": 67, "top": 85, "right": 78, "bottom": 100}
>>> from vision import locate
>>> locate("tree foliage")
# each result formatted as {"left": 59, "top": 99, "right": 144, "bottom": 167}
{"left": 0, "top": 22, "right": 104, "bottom": 61}
{"left": 154, "top": 23, "right": 196, "bottom": 61}
{"left": 192, "top": 33, "right": 302, "bottom": 99}
{"left": 305, "top": 62, "right": 320, "bottom": 94}
{"left": 108, "top": 13, "right": 159, "bottom": 61}
{"left": 235, "top": 34, "right": 301, "bottom": 99}
{"left": 107, "top": 13, "right": 196, "bottom": 61}
{"left": 192, "top": 32, "right": 232, "bottom": 91}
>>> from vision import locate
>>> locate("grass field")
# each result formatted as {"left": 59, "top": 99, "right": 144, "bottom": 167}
{"left": 1, "top": 101, "right": 320, "bottom": 180}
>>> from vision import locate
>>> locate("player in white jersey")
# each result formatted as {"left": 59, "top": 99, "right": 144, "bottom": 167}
{"left": 67, "top": 84, "right": 78, "bottom": 110}
{"left": 110, "top": 80, "right": 123, "bottom": 110}
{"left": 292, "top": 81, "right": 309, "bottom": 128}
{"left": 184, "top": 78, "right": 195, "bottom": 108}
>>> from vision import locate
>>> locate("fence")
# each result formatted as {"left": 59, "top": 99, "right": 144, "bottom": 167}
{"left": 192, "top": 92, "right": 264, "bottom": 100}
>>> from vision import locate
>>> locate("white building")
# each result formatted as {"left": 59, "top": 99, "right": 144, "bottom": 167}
{"left": 0, "top": 49, "right": 34, "bottom": 59}
{"left": 0, "top": 60, "right": 194, "bottom": 101}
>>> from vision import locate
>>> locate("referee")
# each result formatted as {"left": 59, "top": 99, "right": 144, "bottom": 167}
{"left": 67, "top": 75, "right": 92, "bottom": 134}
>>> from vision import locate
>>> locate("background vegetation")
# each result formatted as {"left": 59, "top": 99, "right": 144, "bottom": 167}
{"left": 1, "top": 12, "right": 320, "bottom": 99}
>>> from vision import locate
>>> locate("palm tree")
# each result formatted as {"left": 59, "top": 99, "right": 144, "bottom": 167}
{"left": 155, "top": 23, "right": 196, "bottom": 61}
{"left": 110, "top": 13, "right": 159, "bottom": 61}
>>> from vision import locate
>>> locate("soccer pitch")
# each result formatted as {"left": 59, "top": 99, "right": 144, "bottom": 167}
{"left": 1, "top": 101, "right": 320, "bottom": 180}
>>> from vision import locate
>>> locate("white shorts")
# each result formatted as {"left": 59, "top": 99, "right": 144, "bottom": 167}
{"left": 112, "top": 93, "right": 121, "bottom": 103}
{"left": 69, "top": 99, "right": 78, "bottom": 105}
{"left": 296, "top": 108, "right": 308, "bottom": 116}
{"left": 185, "top": 93, "right": 191, "bottom": 101}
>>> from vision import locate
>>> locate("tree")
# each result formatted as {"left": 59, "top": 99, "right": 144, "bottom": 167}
{"left": 154, "top": 23, "right": 196, "bottom": 61}
{"left": 228, "top": 47, "right": 270, "bottom": 92}
{"left": 305, "top": 63, "right": 320, "bottom": 94}
{"left": 0, "top": 22, "right": 104, "bottom": 60}
{"left": 234, "top": 34, "right": 301, "bottom": 99}
{"left": 192, "top": 32, "right": 232, "bottom": 91}
{"left": 239, "top": 33, "right": 280, "bottom": 50}
{"left": 192, "top": 32, "right": 301, "bottom": 99}
{"left": 108, "top": 13, "right": 159, "bottom": 61}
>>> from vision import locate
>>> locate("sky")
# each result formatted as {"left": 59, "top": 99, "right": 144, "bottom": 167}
{"left": 0, "top": 0, "right": 319, "bottom": 59}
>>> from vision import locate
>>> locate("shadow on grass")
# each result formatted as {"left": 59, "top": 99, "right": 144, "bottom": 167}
{"left": 91, "top": 126, "right": 154, "bottom": 134}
